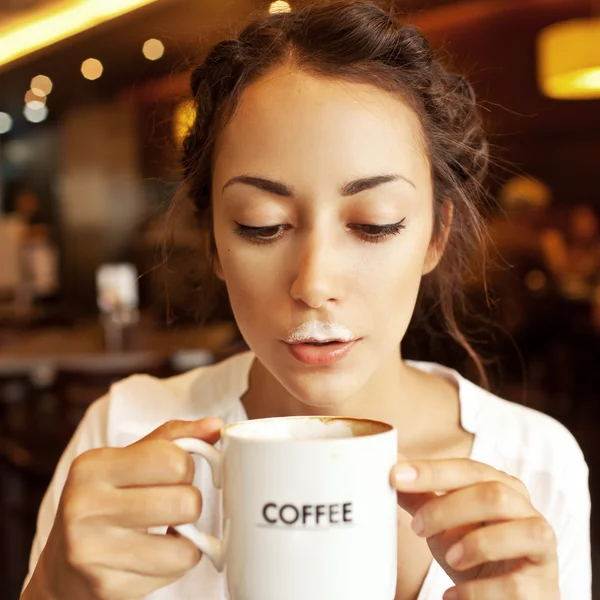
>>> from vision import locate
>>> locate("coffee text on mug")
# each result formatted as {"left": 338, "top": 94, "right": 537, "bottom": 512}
{"left": 262, "top": 502, "right": 353, "bottom": 527}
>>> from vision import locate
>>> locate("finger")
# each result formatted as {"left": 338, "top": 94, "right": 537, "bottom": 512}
{"left": 443, "top": 572, "right": 557, "bottom": 600}
{"left": 103, "top": 486, "right": 203, "bottom": 529}
{"left": 138, "top": 418, "right": 224, "bottom": 445}
{"left": 71, "top": 440, "right": 196, "bottom": 488}
{"left": 393, "top": 454, "right": 437, "bottom": 517}
{"left": 445, "top": 517, "right": 558, "bottom": 572}
{"left": 391, "top": 459, "right": 530, "bottom": 499}
{"left": 396, "top": 490, "right": 437, "bottom": 517}
{"left": 70, "top": 419, "right": 223, "bottom": 488}
{"left": 411, "top": 481, "right": 538, "bottom": 539}
{"left": 99, "top": 530, "right": 202, "bottom": 578}
{"left": 90, "top": 566, "right": 193, "bottom": 599}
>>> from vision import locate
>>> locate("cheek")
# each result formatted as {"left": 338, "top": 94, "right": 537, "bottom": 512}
{"left": 219, "top": 246, "right": 269, "bottom": 298}
{"left": 363, "top": 228, "right": 432, "bottom": 333}
{"left": 215, "top": 241, "right": 284, "bottom": 336}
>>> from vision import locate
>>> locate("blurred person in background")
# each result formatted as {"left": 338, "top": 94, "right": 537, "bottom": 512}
{"left": 542, "top": 204, "right": 600, "bottom": 308}
{"left": 485, "top": 176, "right": 552, "bottom": 336}
{"left": 478, "top": 176, "right": 559, "bottom": 409}
{"left": 541, "top": 204, "right": 600, "bottom": 405}
{"left": 10, "top": 186, "right": 59, "bottom": 305}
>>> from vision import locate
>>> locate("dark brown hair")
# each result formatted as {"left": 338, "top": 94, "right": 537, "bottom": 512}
{"left": 172, "top": 0, "right": 490, "bottom": 385}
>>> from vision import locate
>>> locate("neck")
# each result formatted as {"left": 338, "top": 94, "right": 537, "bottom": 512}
{"left": 241, "top": 349, "right": 461, "bottom": 455}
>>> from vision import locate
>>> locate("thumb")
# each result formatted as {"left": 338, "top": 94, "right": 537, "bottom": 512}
{"left": 391, "top": 453, "right": 436, "bottom": 517}
{"left": 135, "top": 417, "right": 224, "bottom": 446}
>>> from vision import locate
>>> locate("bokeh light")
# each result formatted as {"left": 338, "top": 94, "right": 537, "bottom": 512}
{"left": 269, "top": 1, "right": 291, "bottom": 15}
{"left": 23, "top": 104, "right": 49, "bottom": 123}
{"left": 142, "top": 38, "right": 164, "bottom": 61}
{"left": 81, "top": 58, "right": 103, "bottom": 80}
{"left": 0, "top": 112, "right": 13, "bottom": 134}
{"left": 30, "top": 74, "right": 53, "bottom": 96}
{"left": 173, "top": 99, "right": 196, "bottom": 145}
{"left": 525, "top": 270, "right": 548, "bottom": 293}
{"left": 25, "top": 89, "right": 47, "bottom": 110}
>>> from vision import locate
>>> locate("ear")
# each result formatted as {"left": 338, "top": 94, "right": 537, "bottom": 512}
{"left": 213, "top": 250, "right": 225, "bottom": 281}
{"left": 205, "top": 219, "right": 225, "bottom": 281}
{"left": 422, "top": 201, "right": 453, "bottom": 275}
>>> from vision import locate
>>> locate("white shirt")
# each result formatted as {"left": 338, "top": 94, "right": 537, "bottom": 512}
{"left": 24, "top": 352, "right": 591, "bottom": 599}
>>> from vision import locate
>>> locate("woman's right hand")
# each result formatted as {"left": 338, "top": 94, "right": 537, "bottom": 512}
{"left": 25, "top": 417, "right": 223, "bottom": 600}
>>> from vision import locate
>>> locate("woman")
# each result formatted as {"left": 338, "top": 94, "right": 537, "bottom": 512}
{"left": 21, "top": 2, "right": 590, "bottom": 599}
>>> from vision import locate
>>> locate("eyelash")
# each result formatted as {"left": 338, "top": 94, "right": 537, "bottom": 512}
{"left": 233, "top": 218, "right": 406, "bottom": 245}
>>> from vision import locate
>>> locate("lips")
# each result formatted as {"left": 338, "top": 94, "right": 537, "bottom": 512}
{"left": 286, "top": 339, "right": 358, "bottom": 366}
{"left": 288, "top": 339, "right": 344, "bottom": 346}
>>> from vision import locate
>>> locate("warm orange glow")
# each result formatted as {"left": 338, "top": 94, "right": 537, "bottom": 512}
{"left": 569, "top": 68, "right": 600, "bottom": 91}
{"left": 538, "top": 18, "right": 600, "bottom": 100}
{"left": 25, "top": 89, "right": 47, "bottom": 110}
{"left": 174, "top": 99, "right": 196, "bottom": 145}
{"left": 143, "top": 38, "right": 165, "bottom": 61}
{"left": 31, "top": 75, "right": 53, "bottom": 96}
{"left": 0, "top": 0, "right": 163, "bottom": 68}
{"left": 269, "top": 1, "right": 292, "bottom": 15}
{"left": 81, "top": 58, "right": 104, "bottom": 80}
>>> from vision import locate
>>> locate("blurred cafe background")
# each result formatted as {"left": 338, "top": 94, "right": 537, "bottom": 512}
{"left": 0, "top": 0, "right": 599, "bottom": 597}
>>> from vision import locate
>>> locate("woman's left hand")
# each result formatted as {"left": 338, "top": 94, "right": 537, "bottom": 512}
{"left": 391, "top": 458, "right": 559, "bottom": 599}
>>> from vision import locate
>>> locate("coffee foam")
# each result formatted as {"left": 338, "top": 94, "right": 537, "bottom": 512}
{"left": 226, "top": 417, "right": 390, "bottom": 441}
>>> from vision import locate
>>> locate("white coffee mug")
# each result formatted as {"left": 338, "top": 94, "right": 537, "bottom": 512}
{"left": 173, "top": 415, "right": 398, "bottom": 600}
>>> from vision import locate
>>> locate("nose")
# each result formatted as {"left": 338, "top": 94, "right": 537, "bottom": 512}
{"left": 290, "top": 233, "right": 339, "bottom": 309}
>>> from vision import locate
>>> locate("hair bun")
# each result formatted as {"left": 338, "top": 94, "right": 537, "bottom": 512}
{"left": 191, "top": 39, "right": 244, "bottom": 99}
{"left": 388, "top": 24, "right": 434, "bottom": 71}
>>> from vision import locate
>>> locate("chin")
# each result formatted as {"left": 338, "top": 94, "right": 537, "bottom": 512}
{"left": 275, "top": 363, "right": 370, "bottom": 412}
{"left": 249, "top": 338, "right": 382, "bottom": 413}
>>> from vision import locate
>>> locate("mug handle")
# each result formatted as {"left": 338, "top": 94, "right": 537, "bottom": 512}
{"left": 171, "top": 437, "right": 225, "bottom": 572}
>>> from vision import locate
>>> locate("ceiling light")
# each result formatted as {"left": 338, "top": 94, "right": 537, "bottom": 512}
{"left": 25, "top": 89, "right": 46, "bottom": 110}
{"left": 31, "top": 75, "right": 53, "bottom": 96}
{"left": 538, "top": 18, "right": 600, "bottom": 99}
{"left": 82, "top": 58, "right": 103, "bottom": 80}
{"left": 0, "top": 0, "right": 162, "bottom": 68}
{"left": 269, "top": 1, "right": 292, "bottom": 15}
{"left": 142, "top": 38, "right": 164, "bottom": 61}
{"left": 23, "top": 104, "right": 48, "bottom": 123}
{"left": 0, "top": 112, "right": 13, "bottom": 134}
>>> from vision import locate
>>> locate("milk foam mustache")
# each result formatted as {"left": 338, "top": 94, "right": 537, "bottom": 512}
{"left": 285, "top": 320, "right": 355, "bottom": 343}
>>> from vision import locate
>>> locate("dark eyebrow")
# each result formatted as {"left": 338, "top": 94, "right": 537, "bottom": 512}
{"left": 221, "top": 173, "right": 415, "bottom": 197}
{"left": 222, "top": 176, "right": 293, "bottom": 196}
{"left": 340, "top": 174, "right": 415, "bottom": 195}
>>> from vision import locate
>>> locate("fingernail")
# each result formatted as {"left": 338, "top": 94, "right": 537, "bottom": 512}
{"left": 411, "top": 513, "right": 425, "bottom": 536}
{"left": 443, "top": 588, "right": 458, "bottom": 600}
{"left": 393, "top": 464, "right": 418, "bottom": 483}
{"left": 445, "top": 543, "right": 464, "bottom": 568}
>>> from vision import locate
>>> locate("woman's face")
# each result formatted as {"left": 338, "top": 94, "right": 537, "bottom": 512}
{"left": 212, "top": 67, "right": 439, "bottom": 407}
